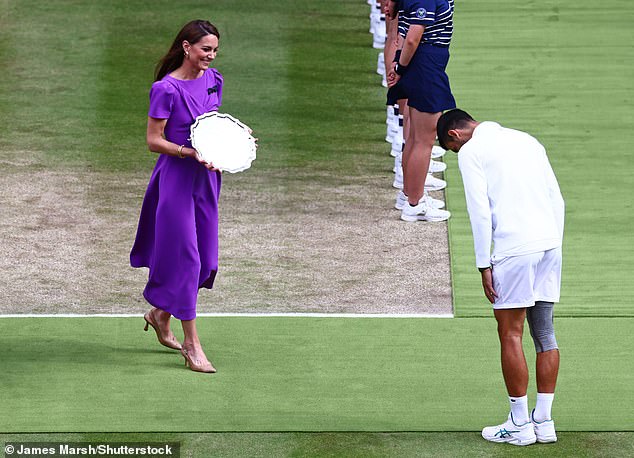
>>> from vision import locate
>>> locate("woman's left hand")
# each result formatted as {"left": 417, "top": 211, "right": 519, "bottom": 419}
{"left": 247, "top": 127, "right": 259, "bottom": 150}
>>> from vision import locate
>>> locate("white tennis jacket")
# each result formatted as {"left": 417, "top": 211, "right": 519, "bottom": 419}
{"left": 457, "top": 121, "right": 565, "bottom": 269}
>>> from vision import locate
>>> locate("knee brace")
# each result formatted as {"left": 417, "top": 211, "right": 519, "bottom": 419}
{"left": 527, "top": 301, "right": 559, "bottom": 353}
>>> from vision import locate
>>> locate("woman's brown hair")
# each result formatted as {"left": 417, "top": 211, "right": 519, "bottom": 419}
{"left": 155, "top": 20, "right": 220, "bottom": 81}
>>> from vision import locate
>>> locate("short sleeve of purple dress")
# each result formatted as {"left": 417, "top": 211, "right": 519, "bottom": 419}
{"left": 130, "top": 68, "right": 224, "bottom": 321}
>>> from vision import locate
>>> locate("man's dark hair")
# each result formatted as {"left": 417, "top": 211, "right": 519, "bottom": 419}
{"left": 436, "top": 109, "right": 476, "bottom": 150}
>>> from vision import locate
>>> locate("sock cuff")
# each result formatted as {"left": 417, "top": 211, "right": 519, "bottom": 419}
{"left": 536, "top": 392, "right": 555, "bottom": 401}
{"left": 509, "top": 395, "right": 528, "bottom": 403}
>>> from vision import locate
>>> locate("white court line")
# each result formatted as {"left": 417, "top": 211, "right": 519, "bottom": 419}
{"left": 0, "top": 312, "right": 454, "bottom": 319}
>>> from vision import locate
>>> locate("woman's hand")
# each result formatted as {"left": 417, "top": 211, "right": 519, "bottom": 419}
{"left": 184, "top": 147, "right": 221, "bottom": 172}
{"left": 246, "top": 127, "right": 260, "bottom": 150}
{"left": 387, "top": 62, "right": 400, "bottom": 88}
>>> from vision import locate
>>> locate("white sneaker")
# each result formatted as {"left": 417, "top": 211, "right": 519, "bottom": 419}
{"left": 531, "top": 410, "right": 557, "bottom": 443}
{"left": 481, "top": 413, "right": 537, "bottom": 446}
{"left": 400, "top": 200, "right": 450, "bottom": 222}
{"left": 393, "top": 166, "right": 403, "bottom": 189}
{"left": 395, "top": 191, "right": 444, "bottom": 210}
{"left": 431, "top": 145, "right": 447, "bottom": 159}
{"left": 391, "top": 134, "right": 403, "bottom": 157}
{"left": 377, "top": 52, "right": 385, "bottom": 76}
{"left": 386, "top": 120, "right": 399, "bottom": 144}
{"left": 386, "top": 105, "right": 395, "bottom": 126}
{"left": 394, "top": 168, "right": 446, "bottom": 190}
{"left": 424, "top": 174, "right": 447, "bottom": 191}
{"left": 393, "top": 152, "right": 402, "bottom": 174}
{"left": 369, "top": 6, "right": 380, "bottom": 34}
{"left": 372, "top": 17, "right": 386, "bottom": 49}
{"left": 429, "top": 159, "right": 447, "bottom": 173}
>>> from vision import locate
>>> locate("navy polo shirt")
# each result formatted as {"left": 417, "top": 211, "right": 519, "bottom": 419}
{"left": 400, "top": 0, "right": 454, "bottom": 47}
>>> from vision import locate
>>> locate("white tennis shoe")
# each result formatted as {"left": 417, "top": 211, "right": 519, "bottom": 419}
{"left": 386, "top": 121, "right": 399, "bottom": 144}
{"left": 391, "top": 133, "right": 403, "bottom": 158}
{"left": 393, "top": 168, "right": 446, "bottom": 191}
{"left": 531, "top": 410, "right": 557, "bottom": 443}
{"left": 395, "top": 191, "right": 445, "bottom": 211}
{"left": 424, "top": 174, "right": 447, "bottom": 191}
{"left": 377, "top": 52, "right": 385, "bottom": 76}
{"left": 481, "top": 413, "right": 537, "bottom": 446}
{"left": 393, "top": 166, "right": 403, "bottom": 189}
{"left": 372, "top": 17, "right": 386, "bottom": 49}
{"left": 429, "top": 159, "right": 447, "bottom": 173}
{"left": 400, "top": 200, "right": 450, "bottom": 222}
{"left": 393, "top": 152, "right": 402, "bottom": 174}
{"left": 431, "top": 145, "right": 447, "bottom": 159}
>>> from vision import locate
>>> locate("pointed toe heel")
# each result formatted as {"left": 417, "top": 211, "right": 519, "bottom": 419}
{"left": 181, "top": 348, "right": 216, "bottom": 374}
{"left": 143, "top": 310, "right": 182, "bottom": 350}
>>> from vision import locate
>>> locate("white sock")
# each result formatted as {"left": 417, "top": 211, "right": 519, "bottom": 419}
{"left": 509, "top": 395, "right": 530, "bottom": 425}
{"left": 533, "top": 392, "right": 555, "bottom": 422}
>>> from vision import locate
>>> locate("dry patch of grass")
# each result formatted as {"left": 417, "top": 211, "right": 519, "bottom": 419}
{"left": 0, "top": 153, "right": 146, "bottom": 314}
{"left": 214, "top": 170, "right": 452, "bottom": 314}
{"left": 0, "top": 159, "right": 452, "bottom": 315}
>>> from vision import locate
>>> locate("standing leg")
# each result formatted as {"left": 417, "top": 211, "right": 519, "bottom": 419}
{"left": 143, "top": 307, "right": 181, "bottom": 350}
{"left": 526, "top": 301, "right": 559, "bottom": 442}
{"left": 398, "top": 98, "right": 410, "bottom": 196}
{"left": 536, "top": 349, "right": 559, "bottom": 393}
{"left": 481, "top": 307, "right": 536, "bottom": 445}
{"left": 494, "top": 308, "right": 529, "bottom": 398}
{"left": 404, "top": 108, "right": 439, "bottom": 205}
{"left": 527, "top": 301, "right": 560, "bottom": 394}
{"left": 181, "top": 319, "right": 216, "bottom": 373}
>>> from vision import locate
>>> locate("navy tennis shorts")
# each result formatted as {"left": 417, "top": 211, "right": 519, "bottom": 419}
{"left": 387, "top": 44, "right": 456, "bottom": 113}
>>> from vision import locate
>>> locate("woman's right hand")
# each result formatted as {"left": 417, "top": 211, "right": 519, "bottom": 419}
{"left": 184, "top": 147, "right": 221, "bottom": 172}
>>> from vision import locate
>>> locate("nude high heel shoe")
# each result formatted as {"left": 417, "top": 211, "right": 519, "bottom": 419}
{"left": 181, "top": 347, "right": 216, "bottom": 373}
{"left": 143, "top": 310, "right": 182, "bottom": 350}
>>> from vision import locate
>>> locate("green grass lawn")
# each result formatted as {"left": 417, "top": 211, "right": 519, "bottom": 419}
{"left": 446, "top": 1, "right": 634, "bottom": 317}
{"left": 1, "top": 0, "right": 633, "bottom": 456}
{"left": 3, "top": 432, "right": 634, "bottom": 458}
{"left": 0, "top": 317, "right": 632, "bottom": 433}
{"left": 0, "top": 317, "right": 632, "bottom": 457}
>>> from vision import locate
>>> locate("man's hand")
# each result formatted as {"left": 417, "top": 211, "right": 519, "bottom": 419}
{"left": 480, "top": 268, "right": 498, "bottom": 304}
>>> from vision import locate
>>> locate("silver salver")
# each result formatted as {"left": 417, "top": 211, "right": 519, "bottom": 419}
{"left": 190, "top": 112, "right": 256, "bottom": 173}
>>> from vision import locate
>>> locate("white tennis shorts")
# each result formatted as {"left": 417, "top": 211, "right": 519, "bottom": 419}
{"left": 491, "top": 247, "right": 562, "bottom": 309}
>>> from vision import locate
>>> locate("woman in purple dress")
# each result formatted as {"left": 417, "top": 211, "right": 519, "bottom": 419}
{"left": 131, "top": 20, "right": 224, "bottom": 373}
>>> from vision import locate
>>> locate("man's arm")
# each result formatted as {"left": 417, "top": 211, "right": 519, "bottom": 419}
{"left": 542, "top": 149, "right": 565, "bottom": 241}
{"left": 480, "top": 267, "right": 497, "bottom": 304}
{"left": 458, "top": 151, "right": 493, "bottom": 269}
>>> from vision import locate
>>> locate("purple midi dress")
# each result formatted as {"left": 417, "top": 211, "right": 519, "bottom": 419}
{"left": 130, "top": 68, "right": 224, "bottom": 321}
